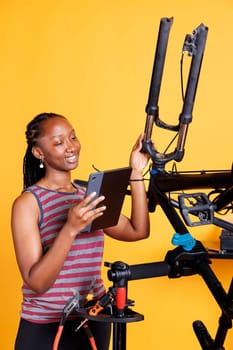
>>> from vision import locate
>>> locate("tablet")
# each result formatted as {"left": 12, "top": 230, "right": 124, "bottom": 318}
{"left": 79, "top": 167, "right": 132, "bottom": 232}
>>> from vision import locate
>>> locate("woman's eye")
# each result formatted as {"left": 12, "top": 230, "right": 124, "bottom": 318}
{"left": 54, "top": 141, "right": 63, "bottom": 146}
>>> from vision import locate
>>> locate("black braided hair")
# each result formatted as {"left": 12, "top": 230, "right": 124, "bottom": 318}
{"left": 23, "top": 112, "right": 66, "bottom": 188}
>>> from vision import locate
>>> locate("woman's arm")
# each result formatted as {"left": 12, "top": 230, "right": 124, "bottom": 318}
{"left": 104, "top": 134, "right": 150, "bottom": 241}
{"left": 11, "top": 191, "right": 106, "bottom": 294}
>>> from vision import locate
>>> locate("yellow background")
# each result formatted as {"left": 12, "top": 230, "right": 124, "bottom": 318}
{"left": 1, "top": 0, "right": 232, "bottom": 349}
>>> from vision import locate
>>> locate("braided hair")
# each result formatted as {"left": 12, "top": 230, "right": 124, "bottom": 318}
{"left": 23, "top": 112, "right": 65, "bottom": 188}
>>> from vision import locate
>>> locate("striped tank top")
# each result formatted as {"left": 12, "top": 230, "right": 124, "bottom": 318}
{"left": 20, "top": 184, "right": 106, "bottom": 323}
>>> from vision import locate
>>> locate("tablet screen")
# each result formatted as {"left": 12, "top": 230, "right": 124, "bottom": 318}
{"left": 79, "top": 167, "right": 132, "bottom": 232}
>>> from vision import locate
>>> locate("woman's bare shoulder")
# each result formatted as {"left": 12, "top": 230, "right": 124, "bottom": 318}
{"left": 12, "top": 190, "right": 39, "bottom": 213}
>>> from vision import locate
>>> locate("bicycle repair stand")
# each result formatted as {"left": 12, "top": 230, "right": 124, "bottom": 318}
{"left": 107, "top": 247, "right": 233, "bottom": 350}
{"left": 76, "top": 236, "right": 233, "bottom": 350}
{"left": 76, "top": 177, "right": 233, "bottom": 350}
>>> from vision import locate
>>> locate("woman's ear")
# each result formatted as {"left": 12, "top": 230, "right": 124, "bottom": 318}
{"left": 32, "top": 146, "right": 44, "bottom": 160}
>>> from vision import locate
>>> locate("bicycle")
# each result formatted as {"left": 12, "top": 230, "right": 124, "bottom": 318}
{"left": 74, "top": 17, "right": 233, "bottom": 350}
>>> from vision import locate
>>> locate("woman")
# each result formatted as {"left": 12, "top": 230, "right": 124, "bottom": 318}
{"left": 11, "top": 112, "right": 150, "bottom": 350}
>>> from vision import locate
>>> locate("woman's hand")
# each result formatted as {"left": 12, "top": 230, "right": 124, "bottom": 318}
{"left": 129, "top": 134, "right": 150, "bottom": 178}
{"left": 104, "top": 134, "right": 150, "bottom": 242}
{"left": 65, "top": 192, "right": 106, "bottom": 236}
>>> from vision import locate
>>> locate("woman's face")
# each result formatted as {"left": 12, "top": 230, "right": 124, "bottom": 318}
{"left": 33, "top": 116, "right": 81, "bottom": 172}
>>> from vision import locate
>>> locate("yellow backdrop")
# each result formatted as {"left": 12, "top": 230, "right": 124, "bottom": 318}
{"left": 1, "top": 0, "right": 232, "bottom": 349}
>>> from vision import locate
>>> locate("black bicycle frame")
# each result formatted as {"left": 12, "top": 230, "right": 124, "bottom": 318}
{"left": 106, "top": 18, "right": 233, "bottom": 350}
{"left": 76, "top": 18, "right": 233, "bottom": 350}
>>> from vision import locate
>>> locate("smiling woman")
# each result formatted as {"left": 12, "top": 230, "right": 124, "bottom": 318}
{"left": 23, "top": 113, "right": 81, "bottom": 189}
{"left": 11, "top": 112, "right": 150, "bottom": 350}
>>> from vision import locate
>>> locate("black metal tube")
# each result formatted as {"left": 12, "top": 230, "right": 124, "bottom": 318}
{"left": 145, "top": 17, "right": 173, "bottom": 118}
{"left": 180, "top": 24, "right": 208, "bottom": 124}
{"left": 214, "top": 278, "right": 233, "bottom": 347}
{"left": 113, "top": 323, "right": 126, "bottom": 350}
{"left": 196, "top": 260, "right": 233, "bottom": 319}
{"left": 152, "top": 182, "right": 190, "bottom": 234}
{"left": 150, "top": 171, "right": 232, "bottom": 193}
{"left": 214, "top": 186, "right": 233, "bottom": 212}
{"left": 129, "top": 262, "right": 171, "bottom": 280}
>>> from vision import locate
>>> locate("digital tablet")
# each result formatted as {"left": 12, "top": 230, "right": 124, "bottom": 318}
{"left": 79, "top": 167, "right": 132, "bottom": 232}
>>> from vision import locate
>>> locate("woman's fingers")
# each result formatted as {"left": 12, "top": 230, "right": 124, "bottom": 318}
{"left": 83, "top": 192, "right": 104, "bottom": 206}
{"left": 79, "top": 201, "right": 106, "bottom": 220}
{"left": 68, "top": 193, "right": 106, "bottom": 231}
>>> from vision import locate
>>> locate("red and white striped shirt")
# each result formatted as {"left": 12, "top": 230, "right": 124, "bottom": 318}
{"left": 20, "top": 184, "right": 105, "bottom": 323}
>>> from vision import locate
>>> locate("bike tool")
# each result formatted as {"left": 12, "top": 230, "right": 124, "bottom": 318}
{"left": 52, "top": 290, "right": 79, "bottom": 350}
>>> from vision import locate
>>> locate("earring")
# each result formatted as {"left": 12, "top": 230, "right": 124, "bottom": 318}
{"left": 39, "top": 159, "right": 44, "bottom": 169}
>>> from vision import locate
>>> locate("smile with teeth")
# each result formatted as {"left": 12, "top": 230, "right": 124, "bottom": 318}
{"left": 65, "top": 154, "right": 78, "bottom": 163}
